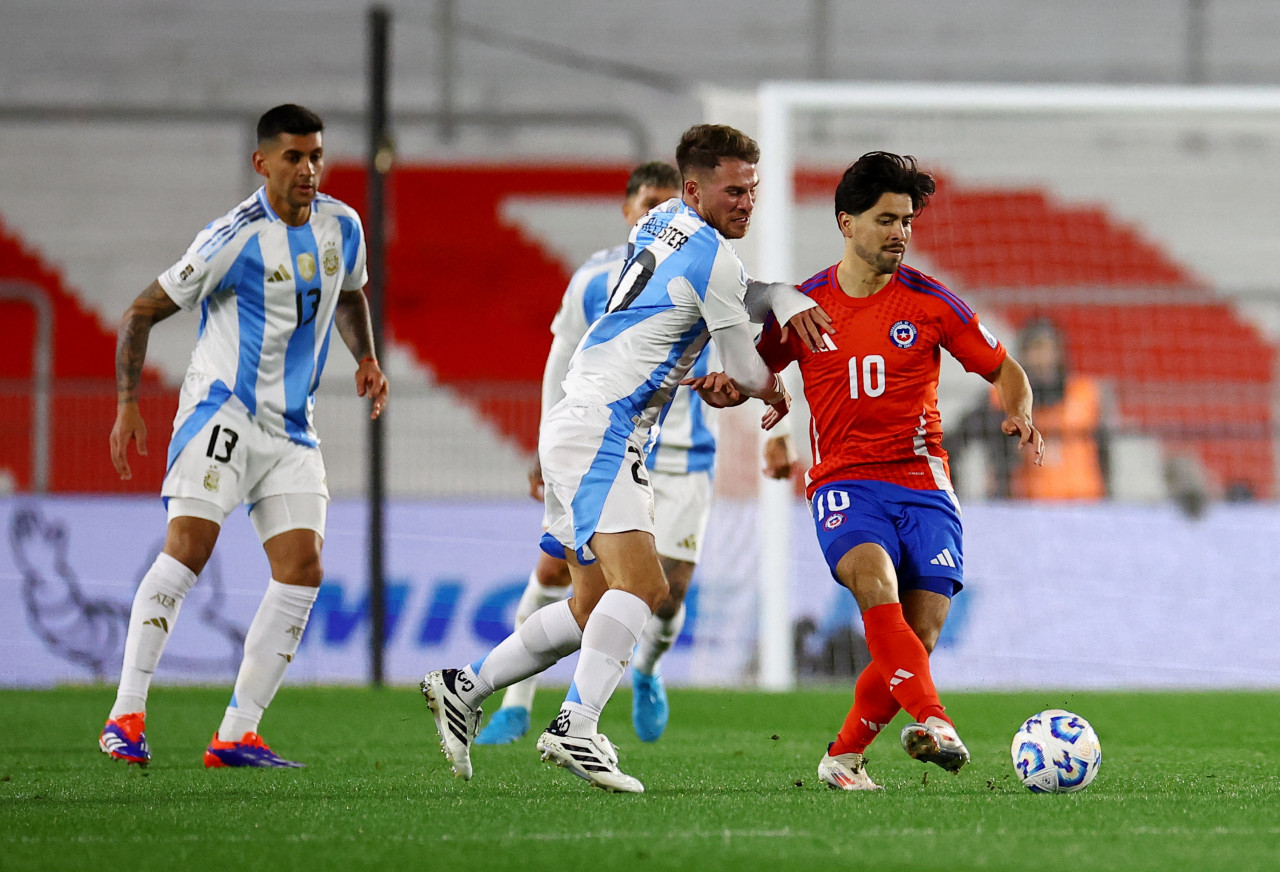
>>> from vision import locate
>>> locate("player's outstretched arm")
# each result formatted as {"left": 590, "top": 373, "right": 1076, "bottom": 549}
{"left": 988, "top": 356, "right": 1044, "bottom": 466}
{"left": 744, "top": 281, "right": 835, "bottom": 353}
{"left": 110, "top": 280, "right": 180, "bottom": 480}
{"left": 335, "top": 289, "right": 389, "bottom": 420}
{"left": 695, "top": 321, "right": 792, "bottom": 426}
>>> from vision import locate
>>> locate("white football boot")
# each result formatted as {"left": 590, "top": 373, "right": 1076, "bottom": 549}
{"left": 537, "top": 713, "right": 644, "bottom": 794}
{"left": 817, "top": 749, "right": 882, "bottom": 791}
{"left": 421, "top": 669, "right": 483, "bottom": 780}
{"left": 900, "top": 715, "right": 970, "bottom": 773}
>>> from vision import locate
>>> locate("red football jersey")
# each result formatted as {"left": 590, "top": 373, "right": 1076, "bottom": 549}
{"left": 757, "top": 263, "right": 1006, "bottom": 497}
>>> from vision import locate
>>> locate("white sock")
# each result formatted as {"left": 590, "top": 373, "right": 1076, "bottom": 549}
{"left": 217, "top": 580, "right": 317, "bottom": 742}
{"left": 631, "top": 602, "right": 686, "bottom": 676}
{"left": 110, "top": 553, "right": 197, "bottom": 718}
{"left": 457, "top": 599, "right": 582, "bottom": 709}
{"left": 560, "top": 590, "right": 651, "bottom": 735}
{"left": 498, "top": 571, "right": 573, "bottom": 711}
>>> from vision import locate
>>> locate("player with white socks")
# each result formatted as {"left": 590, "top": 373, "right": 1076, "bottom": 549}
{"left": 477, "top": 165, "right": 802, "bottom": 748}
{"left": 423, "top": 124, "right": 830, "bottom": 792}
{"left": 477, "top": 163, "right": 704, "bottom": 747}
{"left": 100, "top": 104, "right": 388, "bottom": 768}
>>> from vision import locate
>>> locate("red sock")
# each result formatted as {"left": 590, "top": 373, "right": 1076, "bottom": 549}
{"left": 829, "top": 661, "right": 901, "bottom": 756}
{"left": 861, "top": 602, "right": 950, "bottom": 725}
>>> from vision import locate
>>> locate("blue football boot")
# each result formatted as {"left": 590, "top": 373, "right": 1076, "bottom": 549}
{"left": 203, "top": 732, "right": 304, "bottom": 768}
{"left": 99, "top": 713, "right": 151, "bottom": 765}
{"left": 631, "top": 669, "right": 669, "bottom": 743}
{"left": 475, "top": 707, "right": 531, "bottom": 745}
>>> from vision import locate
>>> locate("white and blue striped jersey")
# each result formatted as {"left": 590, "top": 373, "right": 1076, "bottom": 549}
{"left": 158, "top": 187, "right": 367, "bottom": 454}
{"left": 558, "top": 198, "right": 749, "bottom": 452}
{"left": 549, "top": 240, "right": 719, "bottom": 475}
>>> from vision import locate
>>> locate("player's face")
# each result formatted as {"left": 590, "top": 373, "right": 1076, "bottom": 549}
{"left": 622, "top": 184, "right": 678, "bottom": 225}
{"left": 684, "top": 158, "right": 758, "bottom": 239}
{"left": 253, "top": 131, "right": 325, "bottom": 224}
{"left": 841, "top": 192, "right": 915, "bottom": 275}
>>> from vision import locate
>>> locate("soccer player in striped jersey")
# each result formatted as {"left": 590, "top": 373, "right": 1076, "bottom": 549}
{"left": 477, "top": 162, "right": 802, "bottom": 747}
{"left": 752, "top": 151, "right": 1044, "bottom": 789}
{"left": 423, "top": 124, "right": 827, "bottom": 792}
{"left": 100, "top": 104, "right": 388, "bottom": 768}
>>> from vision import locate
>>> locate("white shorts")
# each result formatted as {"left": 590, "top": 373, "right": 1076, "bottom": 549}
{"left": 540, "top": 400, "right": 655, "bottom": 562}
{"left": 651, "top": 469, "right": 712, "bottom": 564}
{"left": 162, "top": 400, "right": 329, "bottom": 533}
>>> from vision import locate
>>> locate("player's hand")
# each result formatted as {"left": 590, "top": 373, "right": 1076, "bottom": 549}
{"left": 681, "top": 372, "right": 745, "bottom": 408}
{"left": 779, "top": 304, "right": 835, "bottom": 353}
{"left": 761, "top": 383, "right": 791, "bottom": 431}
{"left": 528, "top": 457, "right": 546, "bottom": 503}
{"left": 356, "top": 358, "right": 389, "bottom": 420}
{"left": 762, "top": 434, "right": 798, "bottom": 479}
{"left": 1002, "top": 414, "right": 1045, "bottom": 465}
{"left": 109, "top": 402, "right": 148, "bottom": 481}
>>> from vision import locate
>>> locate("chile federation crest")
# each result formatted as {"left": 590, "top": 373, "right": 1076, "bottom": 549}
{"left": 890, "top": 320, "right": 919, "bottom": 349}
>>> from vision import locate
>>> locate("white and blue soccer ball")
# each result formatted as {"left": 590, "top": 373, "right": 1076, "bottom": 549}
{"left": 1011, "top": 709, "right": 1102, "bottom": 793}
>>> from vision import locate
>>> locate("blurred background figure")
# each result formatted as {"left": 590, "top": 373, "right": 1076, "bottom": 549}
{"left": 953, "top": 318, "right": 1110, "bottom": 501}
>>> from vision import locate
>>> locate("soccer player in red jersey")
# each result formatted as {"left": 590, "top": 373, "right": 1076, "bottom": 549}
{"left": 695, "top": 151, "right": 1044, "bottom": 789}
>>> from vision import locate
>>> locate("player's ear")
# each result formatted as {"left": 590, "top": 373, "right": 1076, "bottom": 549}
{"left": 251, "top": 149, "right": 269, "bottom": 179}
{"left": 621, "top": 195, "right": 641, "bottom": 225}
{"left": 682, "top": 175, "right": 700, "bottom": 206}
{"left": 836, "top": 211, "right": 854, "bottom": 238}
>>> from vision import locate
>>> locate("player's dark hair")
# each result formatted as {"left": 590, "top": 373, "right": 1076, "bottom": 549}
{"left": 256, "top": 104, "right": 325, "bottom": 145}
{"left": 626, "top": 161, "right": 680, "bottom": 197}
{"left": 675, "top": 124, "right": 760, "bottom": 179}
{"left": 834, "top": 151, "right": 935, "bottom": 217}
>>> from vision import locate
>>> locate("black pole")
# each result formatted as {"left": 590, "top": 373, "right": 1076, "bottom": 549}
{"left": 366, "top": 5, "right": 391, "bottom": 687}
{"left": 439, "top": 0, "right": 457, "bottom": 142}
{"left": 1186, "top": 0, "right": 1207, "bottom": 85}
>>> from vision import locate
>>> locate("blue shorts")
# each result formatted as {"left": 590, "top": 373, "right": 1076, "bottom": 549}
{"left": 809, "top": 479, "right": 964, "bottom": 598}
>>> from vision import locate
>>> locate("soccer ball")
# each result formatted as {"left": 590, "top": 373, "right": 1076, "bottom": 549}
{"left": 1010, "top": 709, "right": 1102, "bottom": 793}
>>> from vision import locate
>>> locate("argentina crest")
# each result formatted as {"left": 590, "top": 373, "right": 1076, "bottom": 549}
{"left": 322, "top": 244, "right": 340, "bottom": 277}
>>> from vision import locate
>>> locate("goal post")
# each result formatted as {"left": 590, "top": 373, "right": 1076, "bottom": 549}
{"left": 704, "top": 81, "right": 1280, "bottom": 689}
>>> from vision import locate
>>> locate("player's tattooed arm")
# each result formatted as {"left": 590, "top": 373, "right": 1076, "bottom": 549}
{"left": 116, "top": 280, "right": 179, "bottom": 404}
{"left": 336, "top": 289, "right": 389, "bottom": 420}
{"left": 334, "top": 289, "right": 378, "bottom": 362}
{"left": 111, "top": 280, "right": 178, "bottom": 480}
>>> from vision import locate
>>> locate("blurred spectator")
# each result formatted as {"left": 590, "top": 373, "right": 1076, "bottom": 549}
{"left": 953, "top": 318, "right": 1111, "bottom": 500}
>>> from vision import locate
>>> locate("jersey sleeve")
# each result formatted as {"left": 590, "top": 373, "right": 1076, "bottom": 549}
{"left": 549, "top": 269, "right": 595, "bottom": 348}
{"left": 550, "top": 247, "right": 618, "bottom": 347}
{"left": 945, "top": 312, "right": 1007, "bottom": 377}
{"left": 157, "top": 227, "right": 244, "bottom": 311}
{"left": 339, "top": 209, "right": 368, "bottom": 291}
{"left": 695, "top": 239, "right": 752, "bottom": 332}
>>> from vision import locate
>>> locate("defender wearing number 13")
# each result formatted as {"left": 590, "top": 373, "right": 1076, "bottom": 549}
{"left": 754, "top": 152, "right": 1044, "bottom": 790}
{"left": 99, "top": 104, "right": 389, "bottom": 769}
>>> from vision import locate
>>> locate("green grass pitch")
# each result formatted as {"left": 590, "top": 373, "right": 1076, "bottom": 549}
{"left": 2, "top": 686, "right": 1278, "bottom": 871}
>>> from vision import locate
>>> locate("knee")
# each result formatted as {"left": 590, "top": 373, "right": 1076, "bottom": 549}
{"left": 275, "top": 553, "right": 324, "bottom": 588}
{"left": 655, "top": 561, "right": 693, "bottom": 617}
{"left": 163, "top": 530, "right": 217, "bottom": 575}
{"left": 637, "top": 580, "right": 670, "bottom": 613}
{"left": 840, "top": 572, "right": 897, "bottom": 611}
{"left": 535, "top": 556, "right": 572, "bottom": 589}
{"left": 913, "top": 624, "right": 942, "bottom": 654}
